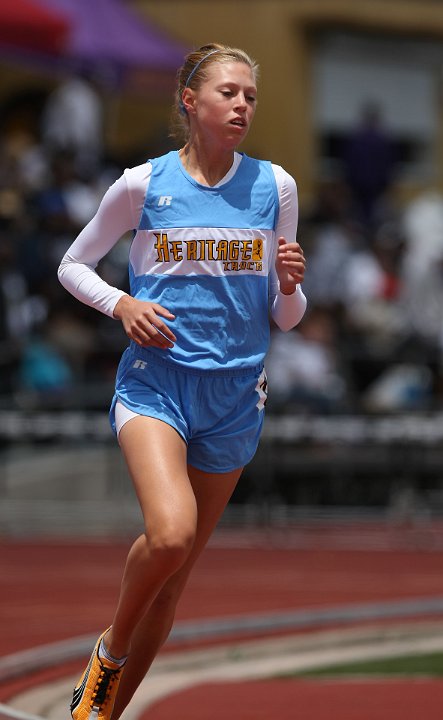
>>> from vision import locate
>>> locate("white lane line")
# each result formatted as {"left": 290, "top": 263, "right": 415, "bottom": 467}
{"left": 0, "top": 703, "right": 44, "bottom": 720}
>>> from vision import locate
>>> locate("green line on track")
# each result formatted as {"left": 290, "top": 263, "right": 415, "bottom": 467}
{"left": 278, "top": 652, "right": 443, "bottom": 679}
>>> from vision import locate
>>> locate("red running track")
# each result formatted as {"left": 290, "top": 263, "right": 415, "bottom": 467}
{"left": 2, "top": 535, "right": 443, "bottom": 718}
{"left": 141, "top": 678, "right": 443, "bottom": 720}
{"left": 2, "top": 538, "right": 443, "bottom": 654}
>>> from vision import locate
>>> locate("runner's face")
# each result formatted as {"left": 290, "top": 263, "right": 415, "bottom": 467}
{"left": 186, "top": 62, "right": 257, "bottom": 146}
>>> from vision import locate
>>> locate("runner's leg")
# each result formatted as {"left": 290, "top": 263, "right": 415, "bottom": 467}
{"left": 111, "top": 463, "right": 242, "bottom": 719}
{"left": 104, "top": 416, "right": 198, "bottom": 659}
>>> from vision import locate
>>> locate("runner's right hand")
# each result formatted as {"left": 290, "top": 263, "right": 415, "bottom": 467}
{"left": 113, "top": 295, "right": 176, "bottom": 349}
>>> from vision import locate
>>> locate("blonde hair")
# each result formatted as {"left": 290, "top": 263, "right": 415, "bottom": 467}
{"left": 170, "top": 43, "right": 259, "bottom": 143}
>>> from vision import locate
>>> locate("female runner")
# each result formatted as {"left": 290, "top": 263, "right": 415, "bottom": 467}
{"left": 58, "top": 42, "right": 307, "bottom": 720}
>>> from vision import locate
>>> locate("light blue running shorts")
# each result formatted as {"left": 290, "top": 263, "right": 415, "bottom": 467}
{"left": 109, "top": 347, "right": 268, "bottom": 474}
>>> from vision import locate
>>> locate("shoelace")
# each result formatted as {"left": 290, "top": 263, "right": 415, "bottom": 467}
{"left": 90, "top": 665, "right": 120, "bottom": 708}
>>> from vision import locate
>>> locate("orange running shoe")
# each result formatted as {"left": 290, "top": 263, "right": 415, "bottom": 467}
{"left": 70, "top": 628, "right": 125, "bottom": 720}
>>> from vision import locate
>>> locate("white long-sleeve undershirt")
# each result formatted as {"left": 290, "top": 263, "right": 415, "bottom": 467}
{"left": 58, "top": 154, "right": 306, "bottom": 331}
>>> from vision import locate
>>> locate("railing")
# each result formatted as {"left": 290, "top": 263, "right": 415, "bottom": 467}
{"left": 1, "top": 410, "right": 443, "bottom": 534}
{"left": 1, "top": 409, "right": 443, "bottom": 444}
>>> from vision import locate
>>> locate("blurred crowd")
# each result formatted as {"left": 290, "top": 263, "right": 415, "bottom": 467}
{"left": 1, "top": 81, "right": 443, "bottom": 415}
{"left": 0, "top": 76, "right": 133, "bottom": 410}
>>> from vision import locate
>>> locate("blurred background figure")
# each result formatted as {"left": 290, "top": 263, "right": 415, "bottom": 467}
{"left": 401, "top": 188, "right": 443, "bottom": 354}
{"left": 266, "top": 306, "right": 347, "bottom": 414}
{"left": 41, "top": 73, "right": 104, "bottom": 179}
{"left": 342, "top": 102, "right": 395, "bottom": 231}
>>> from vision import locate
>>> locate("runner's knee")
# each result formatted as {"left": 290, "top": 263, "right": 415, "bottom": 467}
{"left": 147, "top": 522, "right": 195, "bottom": 573}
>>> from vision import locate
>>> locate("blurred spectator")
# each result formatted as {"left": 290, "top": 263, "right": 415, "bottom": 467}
{"left": 19, "top": 331, "right": 73, "bottom": 395}
{"left": 337, "top": 218, "right": 436, "bottom": 410}
{"left": 31, "top": 149, "right": 104, "bottom": 275}
{"left": 0, "top": 87, "right": 122, "bottom": 406}
{"left": 266, "top": 307, "right": 347, "bottom": 413}
{"left": 361, "top": 362, "right": 433, "bottom": 413}
{"left": 301, "top": 221, "right": 354, "bottom": 308}
{"left": 401, "top": 190, "right": 443, "bottom": 353}
{"left": 41, "top": 74, "right": 104, "bottom": 178}
{"left": 1, "top": 130, "right": 51, "bottom": 194}
{"left": 0, "top": 232, "right": 22, "bottom": 394}
{"left": 342, "top": 102, "right": 395, "bottom": 230}
{"left": 46, "top": 307, "right": 96, "bottom": 382}
{"left": 301, "top": 179, "right": 362, "bottom": 309}
{"left": 342, "top": 221, "right": 407, "bottom": 352}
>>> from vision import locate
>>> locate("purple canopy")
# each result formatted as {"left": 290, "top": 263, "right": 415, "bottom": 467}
{"left": 39, "top": 0, "right": 186, "bottom": 69}
{"left": 0, "top": 0, "right": 188, "bottom": 87}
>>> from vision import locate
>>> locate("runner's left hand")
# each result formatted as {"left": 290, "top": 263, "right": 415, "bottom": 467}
{"left": 275, "top": 237, "right": 306, "bottom": 294}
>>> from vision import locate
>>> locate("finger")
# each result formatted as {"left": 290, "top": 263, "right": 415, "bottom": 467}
{"left": 277, "top": 237, "right": 303, "bottom": 250}
{"left": 283, "top": 260, "right": 305, "bottom": 274}
{"left": 146, "top": 309, "right": 176, "bottom": 342}
{"left": 278, "top": 242, "right": 304, "bottom": 253}
{"left": 281, "top": 260, "right": 306, "bottom": 272}
{"left": 132, "top": 322, "right": 174, "bottom": 348}
{"left": 150, "top": 323, "right": 176, "bottom": 346}
{"left": 288, "top": 269, "right": 305, "bottom": 281}
{"left": 152, "top": 304, "right": 176, "bottom": 320}
{"left": 150, "top": 321, "right": 176, "bottom": 343}
{"left": 279, "top": 250, "right": 305, "bottom": 259}
{"left": 277, "top": 249, "right": 304, "bottom": 264}
{"left": 134, "top": 312, "right": 176, "bottom": 343}
{"left": 144, "top": 322, "right": 174, "bottom": 347}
